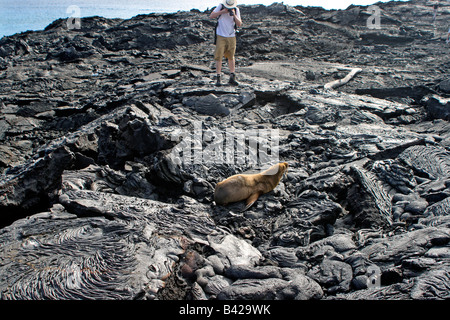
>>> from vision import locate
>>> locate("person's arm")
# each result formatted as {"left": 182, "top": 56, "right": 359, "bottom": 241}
{"left": 230, "top": 8, "right": 242, "bottom": 27}
{"left": 210, "top": 7, "right": 228, "bottom": 19}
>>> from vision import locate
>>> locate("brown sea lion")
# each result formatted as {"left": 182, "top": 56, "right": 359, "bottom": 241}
{"left": 214, "top": 162, "right": 289, "bottom": 211}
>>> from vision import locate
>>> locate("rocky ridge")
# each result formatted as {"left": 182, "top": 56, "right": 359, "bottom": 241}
{"left": 0, "top": 0, "right": 449, "bottom": 300}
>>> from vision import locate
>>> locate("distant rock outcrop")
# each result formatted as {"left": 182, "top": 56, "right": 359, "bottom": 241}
{"left": 0, "top": 0, "right": 449, "bottom": 301}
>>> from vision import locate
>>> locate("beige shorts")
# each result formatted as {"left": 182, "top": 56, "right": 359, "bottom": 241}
{"left": 214, "top": 36, "right": 236, "bottom": 61}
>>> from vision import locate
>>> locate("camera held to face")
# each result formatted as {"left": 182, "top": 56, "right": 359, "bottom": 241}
{"left": 228, "top": 8, "right": 236, "bottom": 16}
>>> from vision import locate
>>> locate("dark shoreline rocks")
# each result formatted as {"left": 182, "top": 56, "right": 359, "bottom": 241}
{"left": 1, "top": 0, "right": 450, "bottom": 300}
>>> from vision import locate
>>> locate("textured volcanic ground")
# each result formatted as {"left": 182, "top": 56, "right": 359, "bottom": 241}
{"left": 0, "top": 0, "right": 450, "bottom": 301}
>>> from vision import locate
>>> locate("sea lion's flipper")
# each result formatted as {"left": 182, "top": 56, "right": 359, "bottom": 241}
{"left": 242, "top": 193, "right": 260, "bottom": 211}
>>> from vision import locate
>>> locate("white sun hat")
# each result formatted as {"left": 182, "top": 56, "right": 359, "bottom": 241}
{"left": 222, "top": 0, "right": 238, "bottom": 9}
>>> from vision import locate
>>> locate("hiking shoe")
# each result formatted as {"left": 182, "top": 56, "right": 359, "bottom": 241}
{"left": 215, "top": 74, "right": 221, "bottom": 87}
{"left": 229, "top": 73, "right": 239, "bottom": 86}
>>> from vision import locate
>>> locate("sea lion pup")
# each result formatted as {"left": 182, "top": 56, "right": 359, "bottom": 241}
{"left": 214, "top": 162, "right": 289, "bottom": 211}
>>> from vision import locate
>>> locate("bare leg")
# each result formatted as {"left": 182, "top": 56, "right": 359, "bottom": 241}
{"left": 228, "top": 58, "right": 235, "bottom": 73}
{"left": 216, "top": 60, "right": 222, "bottom": 75}
{"left": 215, "top": 59, "right": 222, "bottom": 86}
{"left": 228, "top": 58, "right": 238, "bottom": 86}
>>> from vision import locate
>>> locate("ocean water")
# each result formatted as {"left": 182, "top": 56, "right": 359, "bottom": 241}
{"left": 0, "top": 0, "right": 209, "bottom": 38}
{"left": 0, "top": 0, "right": 407, "bottom": 38}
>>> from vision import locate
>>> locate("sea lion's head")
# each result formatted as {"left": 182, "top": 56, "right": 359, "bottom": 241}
{"left": 273, "top": 162, "right": 289, "bottom": 186}
{"left": 262, "top": 162, "right": 289, "bottom": 176}
{"left": 279, "top": 162, "right": 289, "bottom": 175}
